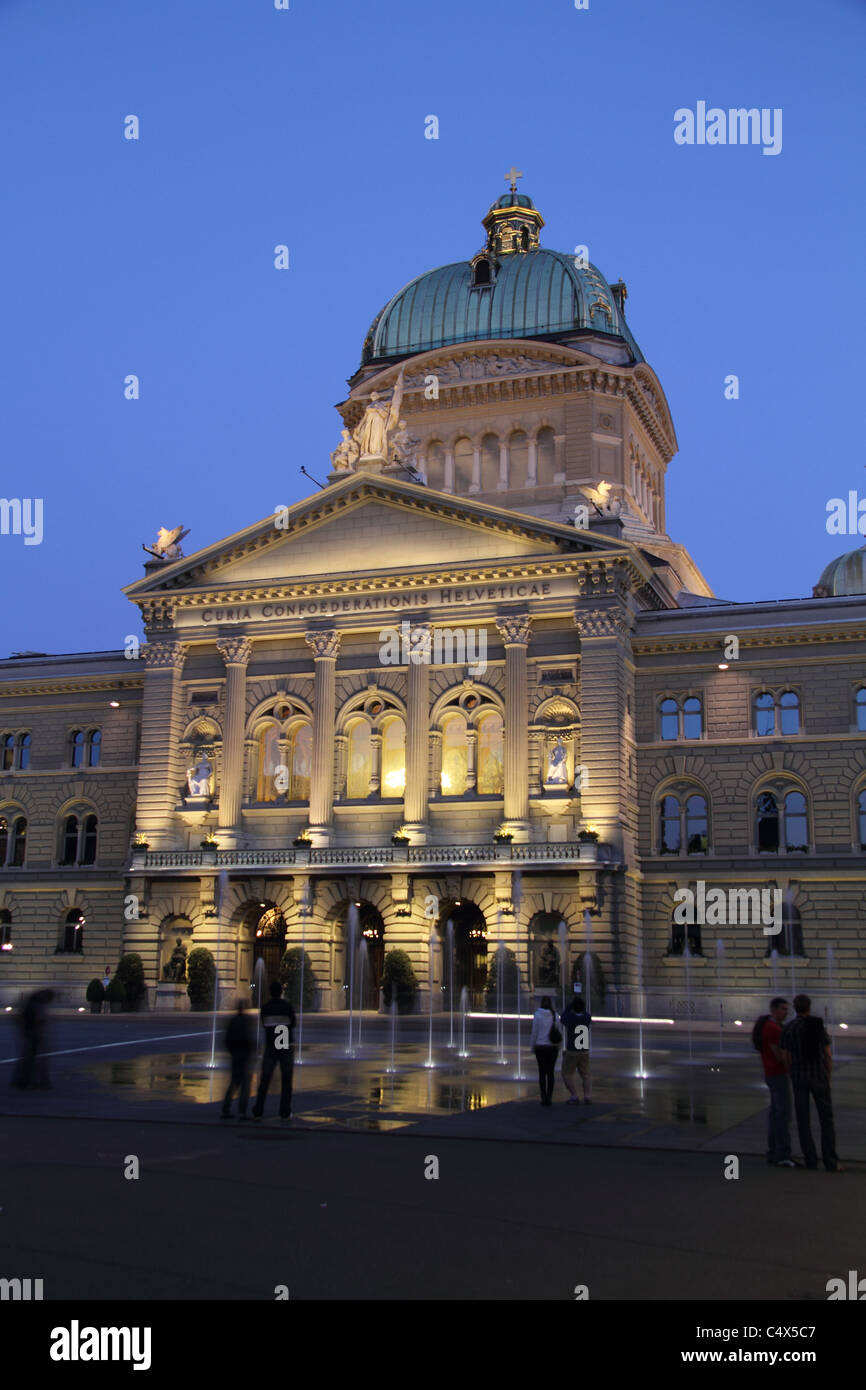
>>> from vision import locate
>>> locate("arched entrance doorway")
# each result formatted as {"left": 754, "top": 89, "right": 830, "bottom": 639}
{"left": 248, "top": 904, "right": 286, "bottom": 1002}
{"left": 528, "top": 910, "right": 567, "bottom": 1002}
{"left": 341, "top": 901, "right": 385, "bottom": 1010}
{"left": 438, "top": 900, "right": 488, "bottom": 1009}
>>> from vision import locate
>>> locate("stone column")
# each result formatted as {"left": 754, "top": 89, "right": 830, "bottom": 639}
{"left": 527, "top": 436, "right": 538, "bottom": 486}
{"left": 554, "top": 433, "right": 566, "bottom": 480}
{"left": 495, "top": 614, "right": 532, "bottom": 836}
{"left": 404, "top": 621, "right": 431, "bottom": 836}
{"left": 465, "top": 727, "right": 478, "bottom": 793}
{"left": 498, "top": 440, "right": 509, "bottom": 490}
{"left": 470, "top": 445, "right": 481, "bottom": 493}
{"left": 137, "top": 638, "right": 188, "bottom": 849}
{"left": 429, "top": 729, "right": 443, "bottom": 799}
{"left": 573, "top": 602, "right": 633, "bottom": 856}
{"left": 216, "top": 637, "right": 253, "bottom": 848}
{"left": 369, "top": 732, "right": 382, "bottom": 796}
{"left": 444, "top": 447, "right": 455, "bottom": 493}
{"left": 305, "top": 629, "right": 341, "bottom": 843}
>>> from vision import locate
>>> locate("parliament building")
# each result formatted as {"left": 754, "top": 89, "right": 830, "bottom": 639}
{"left": 2, "top": 182, "right": 865, "bottom": 1020}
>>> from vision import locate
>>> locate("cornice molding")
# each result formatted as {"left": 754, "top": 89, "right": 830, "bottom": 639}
{"left": 0, "top": 677, "right": 144, "bottom": 698}
{"left": 633, "top": 625, "right": 866, "bottom": 655}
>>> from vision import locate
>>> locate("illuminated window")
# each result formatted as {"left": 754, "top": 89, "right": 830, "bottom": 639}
{"left": 347, "top": 720, "right": 372, "bottom": 799}
{"left": 476, "top": 712, "right": 504, "bottom": 795}
{"left": 256, "top": 724, "right": 281, "bottom": 802}
{"left": 441, "top": 714, "right": 468, "bottom": 795}
{"left": 380, "top": 716, "right": 405, "bottom": 798}
{"left": 289, "top": 724, "right": 312, "bottom": 801}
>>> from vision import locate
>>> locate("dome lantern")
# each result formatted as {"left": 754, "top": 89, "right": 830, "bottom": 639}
{"left": 481, "top": 167, "right": 545, "bottom": 255}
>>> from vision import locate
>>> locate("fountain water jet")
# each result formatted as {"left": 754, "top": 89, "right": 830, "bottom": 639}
{"left": 356, "top": 938, "right": 369, "bottom": 1050}
{"left": 386, "top": 994, "right": 398, "bottom": 1074}
{"left": 253, "top": 957, "right": 266, "bottom": 1053}
{"left": 446, "top": 919, "right": 456, "bottom": 1048}
{"left": 458, "top": 985, "right": 470, "bottom": 1058}
{"left": 557, "top": 920, "right": 568, "bottom": 1012}
{"left": 425, "top": 931, "right": 437, "bottom": 1068}
{"left": 495, "top": 938, "right": 507, "bottom": 1064}
{"left": 345, "top": 903, "right": 359, "bottom": 1056}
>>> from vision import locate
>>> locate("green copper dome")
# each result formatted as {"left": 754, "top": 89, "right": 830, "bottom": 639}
{"left": 360, "top": 188, "right": 643, "bottom": 368}
{"left": 814, "top": 544, "right": 866, "bottom": 597}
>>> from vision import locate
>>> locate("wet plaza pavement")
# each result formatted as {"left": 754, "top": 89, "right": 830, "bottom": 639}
{"left": 3, "top": 1012, "right": 865, "bottom": 1162}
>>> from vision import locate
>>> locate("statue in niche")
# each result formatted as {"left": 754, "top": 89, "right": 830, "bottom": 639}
{"left": 546, "top": 740, "right": 569, "bottom": 785}
{"left": 186, "top": 752, "right": 213, "bottom": 797}
{"left": 163, "top": 937, "right": 188, "bottom": 983}
{"left": 330, "top": 428, "right": 360, "bottom": 472}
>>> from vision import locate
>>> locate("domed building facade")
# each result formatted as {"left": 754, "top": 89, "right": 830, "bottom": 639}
{"left": 1, "top": 181, "right": 865, "bottom": 1024}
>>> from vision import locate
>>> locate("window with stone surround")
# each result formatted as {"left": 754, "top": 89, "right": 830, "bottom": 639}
{"left": 857, "top": 788, "right": 866, "bottom": 850}
{"left": 658, "top": 695, "right": 703, "bottom": 741}
{"left": 755, "top": 787, "right": 809, "bottom": 853}
{"left": 58, "top": 908, "right": 85, "bottom": 954}
{"left": 753, "top": 689, "right": 800, "bottom": 737}
{"left": 855, "top": 686, "right": 866, "bottom": 732}
{"left": 1, "top": 732, "right": 31, "bottom": 771}
{"left": 0, "top": 813, "right": 27, "bottom": 867}
{"left": 657, "top": 789, "right": 709, "bottom": 855}
{"left": 58, "top": 808, "right": 98, "bottom": 866}
{"left": 0, "top": 909, "right": 11, "bottom": 952}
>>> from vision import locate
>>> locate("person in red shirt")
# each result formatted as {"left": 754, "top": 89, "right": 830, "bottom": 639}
{"left": 759, "top": 997, "right": 797, "bottom": 1167}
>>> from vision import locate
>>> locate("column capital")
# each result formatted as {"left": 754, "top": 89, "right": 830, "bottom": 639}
{"left": 408, "top": 621, "right": 432, "bottom": 662}
{"left": 574, "top": 606, "right": 632, "bottom": 639}
{"left": 142, "top": 639, "right": 188, "bottom": 670}
{"left": 305, "top": 628, "right": 342, "bottom": 660}
{"left": 495, "top": 614, "right": 532, "bottom": 646}
{"left": 216, "top": 636, "right": 253, "bottom": 667}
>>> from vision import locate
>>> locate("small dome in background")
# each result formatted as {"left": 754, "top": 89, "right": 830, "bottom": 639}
{"left": 813, "top": 544, "right": 866, "bottom": 597}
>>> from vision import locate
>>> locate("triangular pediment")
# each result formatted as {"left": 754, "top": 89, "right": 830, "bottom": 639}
{"left": 124, "top": 471, "right": 633, "bottom": 600}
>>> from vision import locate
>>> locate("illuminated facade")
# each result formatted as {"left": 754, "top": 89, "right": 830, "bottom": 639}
{"left": 2, "top": 185, "right": 865, "bottom": 1018}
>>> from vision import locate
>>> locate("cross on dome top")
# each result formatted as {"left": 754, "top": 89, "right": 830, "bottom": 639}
{"left": 505, "top": 166, "right": 524, "bottom": 193}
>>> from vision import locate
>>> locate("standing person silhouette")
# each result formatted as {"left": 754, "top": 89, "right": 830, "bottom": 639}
{"left": 252, "top": 981, "right": 296, "bottom": 1121}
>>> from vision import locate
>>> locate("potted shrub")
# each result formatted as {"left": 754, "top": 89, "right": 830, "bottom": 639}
{"left": 391, "top": 830, "right": 410, "bottom": 862}
{"left": 186, "top": 946, "right": 216, "bottom": 1011}
{"left": 279, "top": 947, "right": 318, "bottom": 1011}
{"left": 292, "top": 832, "right": 311, "bottom": 862}
{"left": 199, "top": 834, "right": 218, "bottom": 864}
{"left": 577, "top": 828, "right": 599, "bottom": 860}
{"left": 116, "top": 952, "right": 147, "bottom": 1012}
{"left": 381, "top": 949, "right": 419, "bottom": 1014}
{"left": 493, "top": 829, "right": 513, "bottom": 859}
{"left": 86, "top": 978, "right": 104, "bottom": 1014}
{"left": 106, "top": 976, "right": 127, "bottom": 1014}
{"left": 131, "top": 836, "right": 149, "bottom": 867}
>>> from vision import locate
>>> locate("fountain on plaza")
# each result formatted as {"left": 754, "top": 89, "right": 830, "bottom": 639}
{"left": 558, "top": 919, "right": 568, "bottom": 1011}
{"left": 345, "top": 902, "right": 359, "bottom": 1057}
{"left": 356, "top": 937, "right": 369, "bottom": 1049}
{"left": 495, "top": 938, "right": 507, "bottom": 1064}
{"left": 582, "top": 909, "right": 593, "bottom": 1015}
{"left": 635, "top": 935, "right": 647, "bottom": 1080}
{"left": 458, "top": 986, "right": 471, "bottom": 1059}
{"left": 296, "top": 911, "right": 308, "bottom": 1065}
{"left": 446, "top": 919, "right": 456, "bottom": 1048}
{"left": 386, "top": 994, "right": 398, "bottom": 1074}
{"left": 207, "top": 868, "right": 229, "bottom": 1076}
{"left": 253, "top": 957, "right": 266, "bottom": 1051}
{"left": 425, "top": 930, "right": 437, "bottom": 1068}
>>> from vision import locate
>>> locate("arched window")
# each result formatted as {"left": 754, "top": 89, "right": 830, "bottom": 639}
{"left": 441, "top": 713, "right": 468, "bottom": 795}
{"left": 61, "top": 815, "right": 79, "bottom": 865}
{"left": 380, "top": 716, "right": 406, "bottom": 797}
{"left": 87, "top": 729, "right": 101, "bottom": 766}
{"left": 288, "top": 724, "right": 312, "bottom": 801}
{"left": 81, "top": 815, "right": 98, "bottom": 865}
{"left": 659, "top": 699, "right": 679, "bottom": 741}
{"left": 18, "top": 733, "right": 31, "bottom": 770}
{"left": 11, "top": 817, "right": 26, "bottom": 866}
{"left": 766, "top": 902, "right": 804, "bottom": 958}
{"left": 0, "top": 909, "right": 11, "bottom": 952}
{"left": 256, "top": 724, "right": 281, "bottom": 803}
{"left": 779, "top": 691, "right": 800, "bottom": 736}
{"left": 472, "top": 258, "right": 492, "bottom": 286}
{"left": 784, "top": 791, "right": 808, "bottom": 852}
{"left": 536, "top": 427, "right": 556, "bottom": 486}
{"left": 70, "top": 730, "right": 86, "bottom": 768}
{"left": 454, "top": 438, "right": 474, "bottom": 494}
{"left": 480, "top": 434, "right": 499, "bottom": 492}
{"left": 1, "top": 735, "right": 14, "bottom": 771}
{"left": 669, "top": 911, "right": 703, "bottom": 957}
{"left": 755, "top": 690, "right": 800, "bottom": 736}
{"left": 61, "top": 909, "right": 85, "bottom": 954}
{"left": 685, "top": 795, "right": 708, "bottom": 853}
{"left": 682, "top": 697, "right": 702, "bottom": 740}
{"left": 756, "top": 792, "right": 779, "bottom": 852}
{"left": 856, "top": 687, "right": 866, "bottom": 732}
{"left": 59, "top": 811, "right": 97, "bottom": 866}
{"left": 347, "top": 719, "right": 372, "bottom": 799}
{"left": 659, "top": 795, "right": 681, "bottom": 854}
{"left": 425, "top": 441, "right": 445, "bottom": 492}
{"left": 858, "top": 789, "right": 866, "bottom": 850}
{"left": 476, "top": 712, "right": 504, "bottom": 795}
{"left": 508, "top": 431, "right": 528, "bottom": 489}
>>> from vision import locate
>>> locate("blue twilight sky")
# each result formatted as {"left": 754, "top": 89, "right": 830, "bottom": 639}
{"left": 1, "top": 0, "right": 864, "bottom": 656}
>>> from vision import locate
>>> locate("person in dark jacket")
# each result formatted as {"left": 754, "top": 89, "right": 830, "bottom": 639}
{"left": 252, "top": 981, "right": 297, "bottom": 1120}
{"left": 781, "top": 993, "right": 840, "bottom": 1171}
{"left": 11, "top": 989, "right": 54, "bottom": 1090}
{"left": 560, "top": 986, "right": 593, "bottom": 1104}
{"left": 221, "top": 999, "right": 255, "bottom": 1119}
